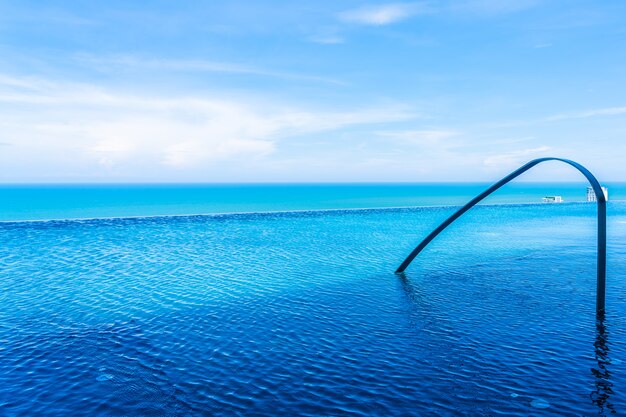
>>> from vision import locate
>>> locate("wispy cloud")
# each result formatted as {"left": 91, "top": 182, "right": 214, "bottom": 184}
{"left": 477, "top": 106, "right": 626, "bottom": 130}
{"left": 337, "top": 1, "right": 536, "bottom": 28}
{"left": 0, "top": 74, "right": 58, "bottom": 92}
{"left": 545, "top": 107, "right": 626, "bottom": 121}
{"left": 74, "top": 54, "right": 346, "bottom": 85}
{"left": 0, "top": 74, "right": 415, "bottom": 179}
{"left": 338, "top": 3, "right": 429, "bottom": 26}
{"left": 449, "top": 0, "right": 541, "bottom": 16}
{"left": 377, "top": 129, "right": 458, "bottom": 144}
{"left": 0, "top": 6, "right": 97, "bottom": 26}
{"left": 483, "top": 146, "right": 551, "bottom": 168}
{"left": 308, "top": 35, "right": 345, "bottom": 45}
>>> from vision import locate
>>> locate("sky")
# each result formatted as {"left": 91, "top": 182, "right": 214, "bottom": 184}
{"left": 0, "top": 0, "right": 625, "bottom": 183}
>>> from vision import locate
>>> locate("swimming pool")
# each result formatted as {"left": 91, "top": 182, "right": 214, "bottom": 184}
{"left": 2, "top": 202, "right": 625, "bottom": 415}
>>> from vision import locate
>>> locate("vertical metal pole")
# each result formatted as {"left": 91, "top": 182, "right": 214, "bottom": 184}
{"left": 597, "top": 200, "right": 607, "bottom": 315}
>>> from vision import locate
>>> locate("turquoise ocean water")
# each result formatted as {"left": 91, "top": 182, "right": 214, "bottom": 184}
{"left": 1, "top": 183, "right": 623, "bottom": 221}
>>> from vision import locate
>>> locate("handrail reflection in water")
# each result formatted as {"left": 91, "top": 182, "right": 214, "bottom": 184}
{"left": 592, "top": 318, "right": 615, "bottom": 415}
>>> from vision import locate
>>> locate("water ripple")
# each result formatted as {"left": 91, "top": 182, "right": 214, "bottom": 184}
{"left": 1, "top": 203, "right": 626, "bottom": 415}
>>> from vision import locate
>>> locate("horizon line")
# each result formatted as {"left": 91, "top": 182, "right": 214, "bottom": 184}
{"left": 0, "top": 180, "right": 622, "bottom": 186}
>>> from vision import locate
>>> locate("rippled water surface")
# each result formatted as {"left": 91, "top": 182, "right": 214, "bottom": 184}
{"left": 2, "top": 202, "right": 626, "bottom": 416}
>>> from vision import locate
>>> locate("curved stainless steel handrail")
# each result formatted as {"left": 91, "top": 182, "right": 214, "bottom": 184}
{"left": 396, "top": 157, "right": 607, "bottom": 314}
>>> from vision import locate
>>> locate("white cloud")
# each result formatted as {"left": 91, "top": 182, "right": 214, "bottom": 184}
{"left": 336, "top": 0, "right": 539, "bottom": 27}
{"left": 0, "top": 75, "right": 415, "bottom": 180}
{"left": 308, "top": 35, "right": 345, "bottom": 45}
{"left": 476, "top": 106, "right": 626, "bottom": 130}
{"left": 337, "top": 0, "right": 538, "bottom": 25}
{"left": 377, "top": 129, "right": 458, "bottom": 144}
{"left": 545, "top": 107, "right": 626, "bottom": 121}
{"left": 449, "top": 0, "right": 541, "bottom": 16}
{"left": 338, "top": 3, "right": 428, "bottom": 26}
{"left": 74, "top": 54, "right": 346, "bottom": 85}
{"left": 483, "top": 146, "right": 551, "bottom": 168}
{"left": 162, "top": 138, "right": 274, "bottom": 168}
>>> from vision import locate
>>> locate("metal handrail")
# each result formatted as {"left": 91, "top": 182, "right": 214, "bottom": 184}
{"left": 396, "top": 157, "right": 607, "bottom": 315}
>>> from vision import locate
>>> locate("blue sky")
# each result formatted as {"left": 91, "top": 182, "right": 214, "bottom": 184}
{"left": 0, "top": 0, "right": 625, "bottom": 182}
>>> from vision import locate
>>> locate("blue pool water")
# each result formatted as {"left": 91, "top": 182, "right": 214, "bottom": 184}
{"left": 1, "top": 192, "right": 626, "bottom": 415}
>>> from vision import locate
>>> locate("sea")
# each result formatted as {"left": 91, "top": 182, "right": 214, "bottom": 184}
{"left": 0, "top": 182, "right": 623, "bottom": 222}
{"left": 1, "top": 183, "right": 625, "bottom": 416}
